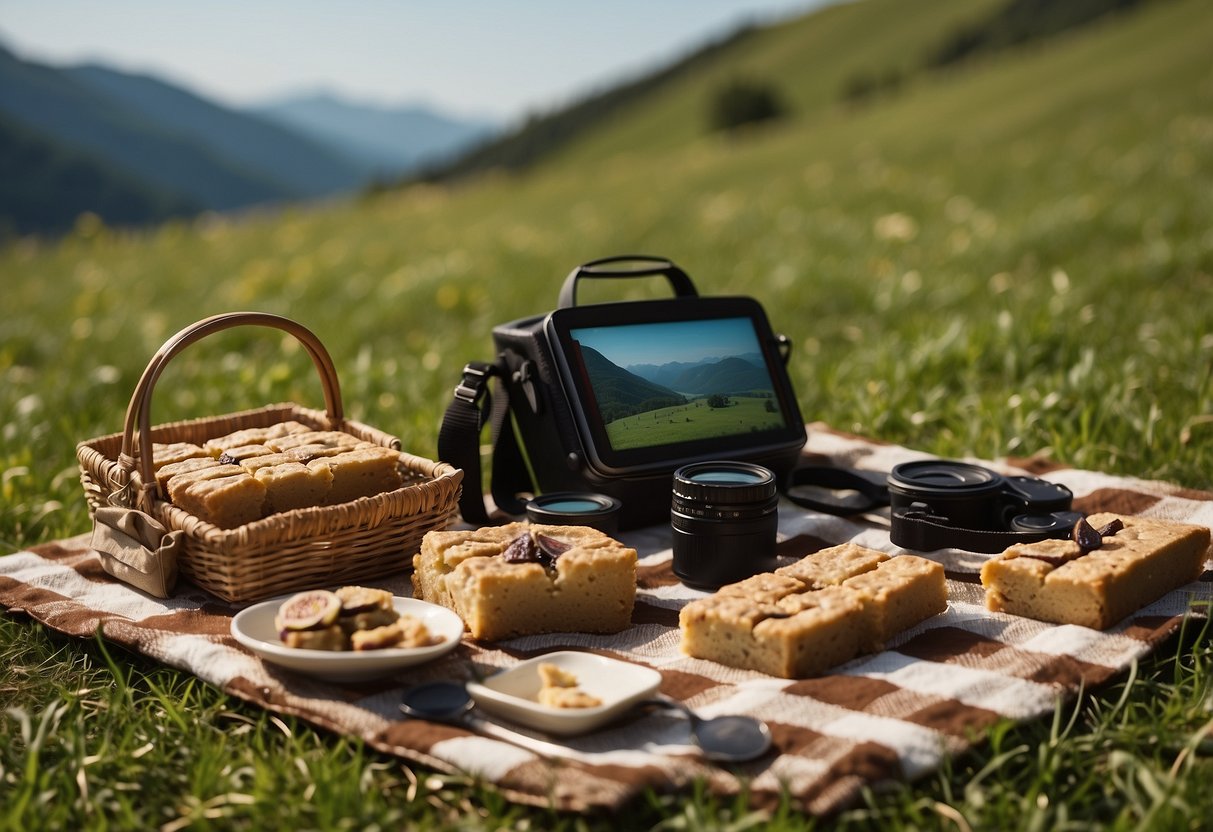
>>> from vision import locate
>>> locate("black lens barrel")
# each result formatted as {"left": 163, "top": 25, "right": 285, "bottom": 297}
{"left": 671, "top": 462, "right": 778, "bottom": 590}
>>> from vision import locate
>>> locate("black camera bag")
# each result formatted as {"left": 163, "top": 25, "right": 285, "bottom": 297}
{"left": 438, "top": 256, "right": 807, "bottom": 530}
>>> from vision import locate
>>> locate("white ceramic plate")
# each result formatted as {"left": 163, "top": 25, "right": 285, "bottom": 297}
{"left": 466, "top": 651, "right": 662, "bottom": 736}
{"left": 231, "top": 596, "right": 463, "bottom": 682}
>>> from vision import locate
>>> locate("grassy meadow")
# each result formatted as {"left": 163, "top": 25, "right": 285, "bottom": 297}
{"left": 3, "top": 0, "right": 1213, "bottom": 828}
{"left": 606, "top": 396, "right": 785, "bottom": 450}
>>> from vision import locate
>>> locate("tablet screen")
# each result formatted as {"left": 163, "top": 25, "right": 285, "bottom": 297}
{"left": 546, "top": 296, "right": 804, "bottom": 474}
{"left": 568, "top": 317, "right": 789, "bottom": 451}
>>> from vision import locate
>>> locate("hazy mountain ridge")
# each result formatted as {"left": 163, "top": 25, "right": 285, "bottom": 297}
{"left": 670, "top": 356, "right": 772, "bottom": 395}
{"left": 579, "top": 345, "right": 685, "bottom": 410}
{"left": 583, "top": 347, "right": 774, "bottom": 426}
{"left": 0, "top": 0, "right": 1166, "bottom": 236}
{"left": 68, "top": 65, "right": 366, "bottom": 197}
{"left": 0, "top": 44, "right": 291, "bottom": 212}
{"left": 250, "top": 92, "right": 496, "bottom": 177}
{"left": 0, "top": 112, "right": 198, "bottom": 236}
{"left": 628, "top": 352, "right": 765, "bottom": 388}
{"left": 0, "top": 43, "right": 494, "bottom": 235}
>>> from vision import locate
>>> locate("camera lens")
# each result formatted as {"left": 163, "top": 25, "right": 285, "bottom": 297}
{"left": 887, "top": 460, "right": 1006, "bottom": 531}
{"left": 525, "top": 492, "right": 622, "bottom": 535}
{"left": 671, "top": 461, "right": 778, "bottom": 590}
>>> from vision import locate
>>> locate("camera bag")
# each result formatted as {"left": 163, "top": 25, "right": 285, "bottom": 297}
{"left": 438, "top": 256, "right": 807, "bottom": 530}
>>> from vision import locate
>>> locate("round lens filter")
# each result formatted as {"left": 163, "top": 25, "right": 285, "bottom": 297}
{"left": 526, "top": 492, "right": 623, "bottom": 535}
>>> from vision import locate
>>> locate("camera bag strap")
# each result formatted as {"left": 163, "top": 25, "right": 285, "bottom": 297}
{"left": 438, "top": 359, "right": 533, "bottom": 525}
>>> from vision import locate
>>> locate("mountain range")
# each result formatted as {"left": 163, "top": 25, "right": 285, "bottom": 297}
{"left": 0, "top": 43, "right": 495, "bottom": 234}
{"left": 0, "top": 0, "right": 1153, "bottom": 237}
{"left": 250, "top": 93, "right": 493, "bottom": 178}
{"left": 579, "top": 346, "right": 686, "bottom": 414}
{"left": 582, "top": 346, "right": 776, "bottom": 424}
{"left": 627, "top": 353, "right": 766, "bottom": 390}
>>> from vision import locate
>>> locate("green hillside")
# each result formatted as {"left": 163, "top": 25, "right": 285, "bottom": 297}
{"left": 3, "top": 0, "right": 1213, "bottom": 826}
{"left": 545, "top": 0, "right": 1008, "bottom": 167}
{"left": 0, "top": 113, "right": 199, "bottom": 236}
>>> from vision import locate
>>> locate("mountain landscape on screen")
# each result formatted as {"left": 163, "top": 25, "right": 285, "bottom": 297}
{"left": 580, "top": 345, "right": 777, "bottom": 422}
{"left": 627, "top": 353, "right": 767, "bottom": 390}
{"left": 578, "top": 346, "right": 686, "bottom": 412}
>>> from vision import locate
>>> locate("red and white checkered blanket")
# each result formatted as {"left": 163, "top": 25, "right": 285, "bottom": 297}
{"left": 2, "top": 426, "right": 1210, "bottom": 813}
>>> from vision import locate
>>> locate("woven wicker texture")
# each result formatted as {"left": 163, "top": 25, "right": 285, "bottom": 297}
{"left": 76, "top": 313, "right": 462, "bottom": 602}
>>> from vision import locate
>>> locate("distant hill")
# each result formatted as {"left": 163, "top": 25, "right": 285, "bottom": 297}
{"left": 628, "top": 359, "right": 714, "bottom": 389}
{"left": 413, "top": 0, "right": 1157, "bottom": 183}
{"left": 0, "top": 113, "right": 198, "bottom": 237}
{"left": 250, "top": 93, "right": 496, "bottom": 177}
{"left": 0, "top": 44, "right": 293, "bottom": 212}
{"left": 67, "top": 65, "right": 365, "bottom": 197}
{"left": 629, "top": 353, "right": 766, "bottom": 389}
{"left": 578, "top": 345, "right": 686, "bottom": 422}
{"left": 671, "top": 356, "right": 773, "bottom": 395}
{"left": 409, "top": 23, "right": 760, "bottom": 183}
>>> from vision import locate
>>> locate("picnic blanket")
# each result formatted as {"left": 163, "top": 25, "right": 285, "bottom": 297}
{"left": 2, "top": 425, "right": 1210, "bottom": 814}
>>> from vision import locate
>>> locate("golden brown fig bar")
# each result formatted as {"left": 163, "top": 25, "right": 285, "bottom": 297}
{"left": 679, "top": 543, "right": 947, "bottom": 678}
{"left": 981, "top": 513, "right": 1210, "bottom": 629}
{"left": 413, "top": 522, "right": 637, "bottom": 640}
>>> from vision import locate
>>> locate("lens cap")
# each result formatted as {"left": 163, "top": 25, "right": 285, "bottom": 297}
{"left": 526, "top": 492, "right": 622, "bottom": 535}
{"left": 887, "top": 460, "right": 1004, "bottom": 498}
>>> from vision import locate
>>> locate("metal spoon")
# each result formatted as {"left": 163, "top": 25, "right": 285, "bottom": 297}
{"left": 400, "top": 682, "right": 772, "bottom": 763}
{"left": 400, "top": 681, "right": 473, "bottom": 722}
{"left": 638, "top": 697, "right": 772, "bottom": 762}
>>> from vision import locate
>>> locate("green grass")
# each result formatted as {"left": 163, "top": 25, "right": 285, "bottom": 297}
{"left": 606, "top": 397, "right": 783, "bottom": 450}
{"left": 3, "top": 0, "right": 1213, "bottom": 827}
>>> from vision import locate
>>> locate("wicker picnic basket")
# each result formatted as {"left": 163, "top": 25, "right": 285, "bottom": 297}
{"left": 76, "top": 312, "right": 463, "bottom": 603}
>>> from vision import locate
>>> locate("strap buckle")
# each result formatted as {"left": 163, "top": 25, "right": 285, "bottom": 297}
{"left": 453, "top": 361, "right": 494, "bottom": 405}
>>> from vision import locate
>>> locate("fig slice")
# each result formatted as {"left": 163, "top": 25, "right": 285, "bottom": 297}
{"left": 502, "top": 533, "right": 539, "bottom": 564}
{"left": 534, "top": 533, "right": 571, "bottom": 567}
{"left": 335, "top": 585, "right": 392, "bottom": 615}
{"left": 1072, "top": 516, "right": 1103, "bottom": 553}
{"left": 275, "top": 589, "right": 342, "bottom": 632}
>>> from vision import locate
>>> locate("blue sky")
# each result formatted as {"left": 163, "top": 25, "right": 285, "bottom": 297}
{"left": 0, "top": 1, "right": 827, "bottom": 122}
{"left": 572, "top": 317, "right": 762, "bottom": 367}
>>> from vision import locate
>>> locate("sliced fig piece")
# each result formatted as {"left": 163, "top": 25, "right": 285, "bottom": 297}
{"left": 535, "top": 533, "right": 572, "bottom": 567}
{"left": 336, "top": 585, "right": 392, "bottom": 615}
{"left": 535, "top": 533, "right": 571, "bottom": 557}
{"left": 274, "top": 589, "right": 341, "bottom": 632}
{"left": 1072, "top": 516, "right": 1103, "bottom": 553}
{"left": 502, "top": 533, "right": 539, "bottom": 564}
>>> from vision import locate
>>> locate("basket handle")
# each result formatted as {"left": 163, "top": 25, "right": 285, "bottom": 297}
{"left": 116, "top": 312, "right": 344, "bottom": 511}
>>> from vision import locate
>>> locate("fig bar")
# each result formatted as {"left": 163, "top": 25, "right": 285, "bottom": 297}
{"left": 981, "top": 512, "right": 1210, "bottom": 629}
{"left": 412, "top": 522, "right": 637, "bottom": 640}
{"left": 679, "top": 543, "right": 946, "bottom": 678}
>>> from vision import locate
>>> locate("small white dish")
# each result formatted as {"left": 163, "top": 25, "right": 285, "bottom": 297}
{"left": 466, "top": 651, "right": 662, "bottom": 736}
{"left": 231, "top": 596, "right": 463, "bottom": 683}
